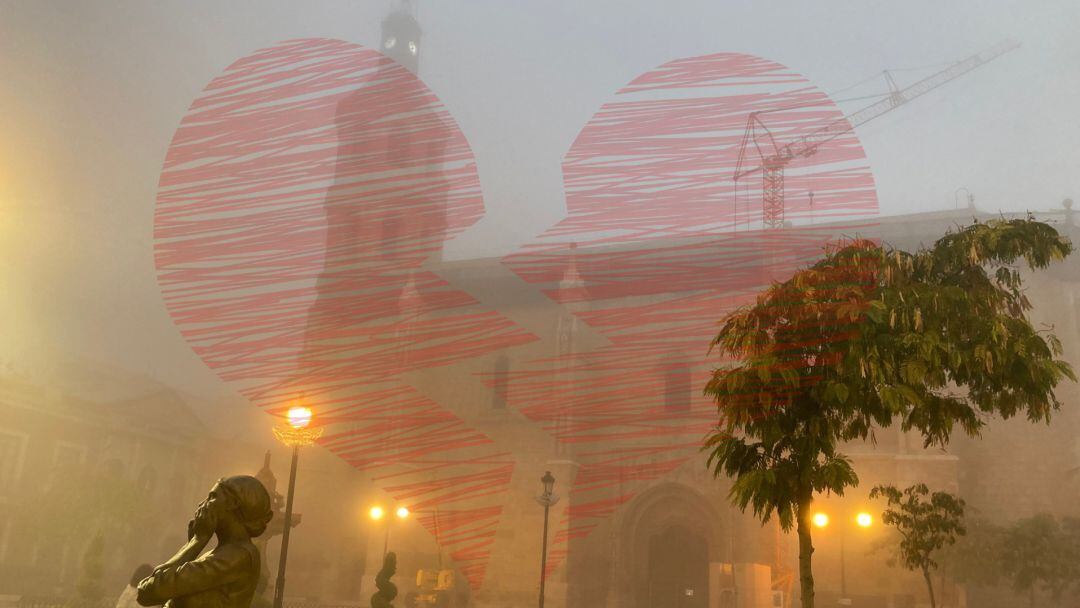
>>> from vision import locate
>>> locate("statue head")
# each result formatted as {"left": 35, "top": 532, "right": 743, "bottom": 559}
{"left": 204, "top": 475, "right": 274, "bottom": 539}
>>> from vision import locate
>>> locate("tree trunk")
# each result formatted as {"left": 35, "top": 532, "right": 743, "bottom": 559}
{"left": 922, "top": 567, "right": 936, "bottom": 608}
{"left": 796, "top": 496, "right": 816, "bottom": 608}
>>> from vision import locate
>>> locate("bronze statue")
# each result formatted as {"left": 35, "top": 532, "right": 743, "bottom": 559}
{"left": 370, "top": 552, "right": 398, "bottom": 608}
{"left": 138, "top": 476, "right": 273, "bottom": 608}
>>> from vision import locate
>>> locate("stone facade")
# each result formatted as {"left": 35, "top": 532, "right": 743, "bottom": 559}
{"left": 0, "top": 360, "right": 213, "bottom": 598}
{"left": 4, "top": 206, "right": 1078, "bottom": 608}
{"left": 375, "top": 204, "right": 1080, "bottom": 608}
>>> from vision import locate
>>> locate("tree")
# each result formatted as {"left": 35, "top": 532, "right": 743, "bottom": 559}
{"left": 704, "top": 217, "right": 1073, "bottom": 608}
{"left": 1059, "top": 517, "right": 1080, "bottom": 597}
{"left": 1000, "top": 514, "right": 1080, "bottom": 607}
{"left": 941, "top": 514, "right": 1080, "bottom": 606}
{"left": 870, "top": 484, "right": 965, "bottom": 608}
{"left": 939, "top": 516, "right": 1006, "bottom": 588}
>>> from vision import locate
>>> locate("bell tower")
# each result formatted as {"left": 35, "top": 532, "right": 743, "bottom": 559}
{"left": 380, "top": 0, "right": 421, "bottom": 75}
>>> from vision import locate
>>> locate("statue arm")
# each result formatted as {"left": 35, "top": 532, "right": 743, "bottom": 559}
{"left": 155, "top": 533, "right": 211, "bottom": 576}
{"left": 153, "top": 502, "right": 217, "bottom": 575}
{"left": 137, "top": 547, "right": 250, "bottom": 606}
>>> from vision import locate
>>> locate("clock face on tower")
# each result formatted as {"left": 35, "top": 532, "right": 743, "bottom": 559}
{"left": 381, "top": 11, "right": 421, "bottom": 74}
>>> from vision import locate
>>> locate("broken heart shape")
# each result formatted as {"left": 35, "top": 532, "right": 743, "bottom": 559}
{"left": 498, "top": 52, "right": 879, "bottom": 577}
{"left": 153, "top": 38, "right": 877, "bottom": 591}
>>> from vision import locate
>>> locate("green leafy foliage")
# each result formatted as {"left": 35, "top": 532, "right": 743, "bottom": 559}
{"left": 938, "top": 516, "right": 1006, "bottom": 587}
{"left": 942, "top": 514, "right": 1080, "bottom": 606}
{"left": 851, "top": 218, "right": 1075, "bottom": 446}
{"left": 870, "top": 484, "right": 965, "bottom": 607}
{"left": 703, "top": 218, "right": 1072, "bottom": 608}
{"left": 1000, "top": 514, "right": 1080, "bottom": 604}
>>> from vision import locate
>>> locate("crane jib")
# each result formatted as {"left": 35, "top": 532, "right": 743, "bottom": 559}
{"left": 731, "top": 39, "right": 1021, "bottom": 187}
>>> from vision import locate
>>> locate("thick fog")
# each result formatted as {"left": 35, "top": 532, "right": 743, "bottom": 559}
{"left": 3, "top": 0, "right": 1079, "bottom": 411}
{"left": 2, "top": 2, "right": 1080, "bottom": 608}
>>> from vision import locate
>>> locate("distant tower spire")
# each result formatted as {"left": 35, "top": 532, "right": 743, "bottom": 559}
{"left": 255, "top": 450, "right": 277, "bottom": 496}
{"left": 381, "top": 0, "right": 422, "bottom": 75}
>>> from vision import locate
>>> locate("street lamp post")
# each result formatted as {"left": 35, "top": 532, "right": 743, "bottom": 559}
{"left": 534, "top": 471, "right": 560, "bottom": 608}
{"left": 362, "top": 502, "right": 410, "bottom": 597}
{"left": 369, "top": 504, "right": 410, "bottom": 559}
{"left": 271, "top": 405, "right": 323, "bottom": 608}
{"left": 813, "top": 510, "right": 873, "bottom": 603}
{"left": 369, "top": 507, "right": 406, "bottom": 557}
{"left": 840, "top": 525, "right": 846, "bottom": 598}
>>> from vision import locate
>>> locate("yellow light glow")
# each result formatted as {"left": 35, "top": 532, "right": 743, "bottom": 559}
{"left": 813, "top": 513, "right": 829, "bottom": 528}
{"left": 369, "top": 506, "right": 385, "bottom": 521}
{"left": 396, "top": 506, "right": 410, "bottom": 519}
{"left": 286, "top": 406, "right": 313, "bottom": 429}
{"left": 856, "top": 512, "right": 873, "bottom": 528}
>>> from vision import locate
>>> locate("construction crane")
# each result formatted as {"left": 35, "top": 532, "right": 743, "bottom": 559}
{"left": 733, "top": 39, "right": 1021, "bottom": 229}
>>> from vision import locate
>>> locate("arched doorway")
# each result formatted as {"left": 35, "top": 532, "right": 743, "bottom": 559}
{"left": 647, "top": 524, "right": 709, "bottom": 608}
{"left": 614, "top": 483, "right": 725, "bottom": 608}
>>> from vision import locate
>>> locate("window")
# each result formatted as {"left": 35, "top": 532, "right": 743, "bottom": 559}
{"left": 491, "top": 356, "right": 509, "bottom": 410}
{"left": 0, "top": 431, "right": 27, "bottom": 492}
{"left": 53, "top": 441, "right": 87, "bottom": 469}
{"left": 664, "top": 364, "right": 691, "bottom": 413}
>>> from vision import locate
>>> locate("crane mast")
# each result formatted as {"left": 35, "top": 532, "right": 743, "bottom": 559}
{"left": 733, "top": 39, "right": 1021, "bottom": 229}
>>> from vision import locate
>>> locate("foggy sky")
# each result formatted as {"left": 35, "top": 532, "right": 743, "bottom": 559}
{"left": 1, "top": 0, "right": 1078, "bottom": 435}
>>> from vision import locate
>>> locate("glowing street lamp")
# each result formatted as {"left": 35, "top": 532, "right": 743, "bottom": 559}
{"left": 271, "top": 404, "right": 323, "bottom": 608}
{"left": 370, "top": 503, "right": 409, "bottom": 558}
{"left": 813, "top": 509, "right": 875, "bottom": 602}
{"left": 287, "top": 406, "right": 312, "bottom": 429}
